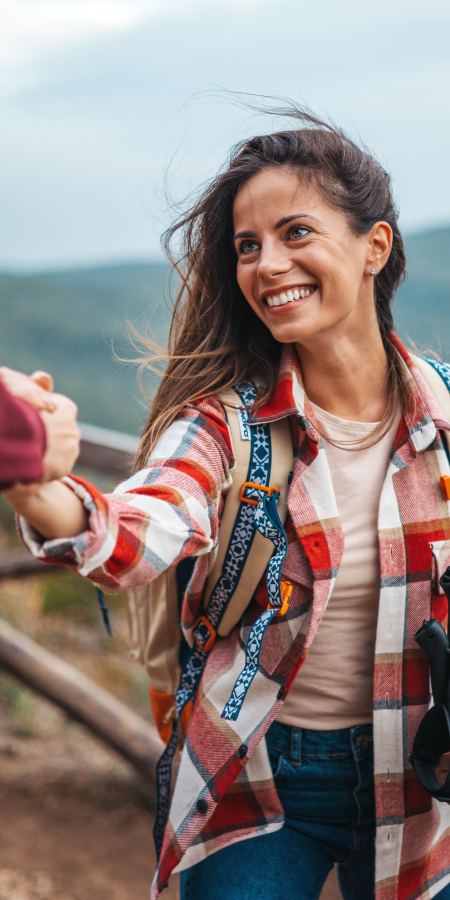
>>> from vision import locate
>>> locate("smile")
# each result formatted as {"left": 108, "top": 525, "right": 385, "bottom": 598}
{"left": 263, "top": 285, "right": 317, "bottom": 307}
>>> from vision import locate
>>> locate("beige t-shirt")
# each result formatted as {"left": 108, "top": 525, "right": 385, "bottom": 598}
{"left": 276, "top": 402, "right": 401, "bottom": 731}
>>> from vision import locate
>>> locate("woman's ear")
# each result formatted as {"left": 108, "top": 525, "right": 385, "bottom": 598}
{"left": 365, "top": 221, "right": 393, "bottom": 276}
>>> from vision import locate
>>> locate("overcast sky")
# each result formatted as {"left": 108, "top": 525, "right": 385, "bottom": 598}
{"left": 1, "top": 0, "right": 449, "bottom": 270}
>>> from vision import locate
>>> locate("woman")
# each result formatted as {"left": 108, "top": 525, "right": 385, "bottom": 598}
{"left": 6, "top": 110, "right": 450, "bottom": 900}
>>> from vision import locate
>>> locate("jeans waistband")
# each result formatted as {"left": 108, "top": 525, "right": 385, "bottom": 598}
{"left": 266, "top": 720, "right": 373, "bottom": 764}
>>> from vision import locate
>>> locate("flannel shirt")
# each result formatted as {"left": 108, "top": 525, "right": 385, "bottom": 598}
{"left": 20, "top": 337, "right": 450, "bottom": 900}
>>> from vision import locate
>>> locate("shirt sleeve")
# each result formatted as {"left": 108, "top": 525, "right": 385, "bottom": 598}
{"left": 18, "top": 397, "right": 235, "bottom": 592}
{"left": 0, "top": 381, "right": 46, "bottom": 490}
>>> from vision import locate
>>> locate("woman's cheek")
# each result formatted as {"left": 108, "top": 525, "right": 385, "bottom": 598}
{"left": 236, "top": 264, "right": 250, "bottom": 298}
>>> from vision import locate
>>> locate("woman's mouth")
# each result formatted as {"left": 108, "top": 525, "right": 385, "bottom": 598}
{"left": 263, "top": 285, "right": 317, "bottom": 308}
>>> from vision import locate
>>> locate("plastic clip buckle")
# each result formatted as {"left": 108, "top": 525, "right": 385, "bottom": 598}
{"left": 441, "top": 475, "right": 450, "bottom": 502}
{"left": 239, "top": 482, "right": 280, "bottom": 506}
{"left": 267, "top": 581, "right": 293, "bottom": 617}
{"left": 193, "top": 615, "right": 216, "bottom": 653}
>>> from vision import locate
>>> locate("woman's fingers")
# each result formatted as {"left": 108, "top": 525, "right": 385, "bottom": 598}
{"left": 435, "top": 751, "right": 450, "bottom": 786}
{"left": 0, "top": 366, "right": 57, "bottom": 412}
{"left": 40, "top": 394, "right": 80, "bottom": 481}
{"left": 31, "top": 370, "right": 54, "bottom": 392}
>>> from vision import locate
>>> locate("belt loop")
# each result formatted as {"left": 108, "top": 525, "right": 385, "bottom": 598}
{"left": 290, "top": 726, "right": 303, "bottom": 765}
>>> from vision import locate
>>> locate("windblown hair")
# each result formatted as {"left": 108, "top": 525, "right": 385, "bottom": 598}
{"left": 135, "top": 105, "right": 407, "bottom": 469}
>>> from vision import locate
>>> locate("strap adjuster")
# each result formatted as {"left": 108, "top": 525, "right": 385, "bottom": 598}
{"left": 441, "top": 475, "right": 450, "bottom": 501}
{"left": 192, "top": 615, "right": 216, "bottom": 653}
{"left": 239, "top": 482, "right": 280, "bottom": 506}
{"left": 267, "top": 581, "right": 292, "bottom": 617}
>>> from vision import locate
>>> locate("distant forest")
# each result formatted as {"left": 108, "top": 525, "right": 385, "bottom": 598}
{"left": 0, "top": 226, "right": 449, "bottom": 435}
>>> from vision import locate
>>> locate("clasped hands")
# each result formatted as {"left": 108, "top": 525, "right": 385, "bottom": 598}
{"left": 1, "top": 368, "right": 88, "bottom": 539}
{"left": 0, "top": 366, "right": 80, "bottom": 485}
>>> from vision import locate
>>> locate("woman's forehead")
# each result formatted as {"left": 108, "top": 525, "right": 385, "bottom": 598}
{"left": 232, "top": 169, "right": 335, "bottom": 231}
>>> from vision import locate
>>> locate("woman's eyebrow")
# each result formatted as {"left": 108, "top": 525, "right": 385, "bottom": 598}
{"left": 233, "top": 230, "right": 256, "bottom": 241}
{"left": 234, "top": 214, "right": 321, "bottom": 241}
{"left": 275, "top": 213, "right": 321, "bottom": 229}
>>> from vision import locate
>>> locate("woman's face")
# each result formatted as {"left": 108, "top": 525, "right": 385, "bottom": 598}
{"left": 233, "top": 167, "right": 391, "bottom": 348}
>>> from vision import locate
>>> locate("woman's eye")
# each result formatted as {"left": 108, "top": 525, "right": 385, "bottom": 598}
{"left": 289, "top": 225, "right": 310, "bottom": 239}
{"left": 238, "top": 240, "right": 258, "bottom": 255}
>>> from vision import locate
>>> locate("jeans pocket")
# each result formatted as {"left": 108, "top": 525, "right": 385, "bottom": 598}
{"left": 267, "top": 745, "right": 287, "bottom": 780}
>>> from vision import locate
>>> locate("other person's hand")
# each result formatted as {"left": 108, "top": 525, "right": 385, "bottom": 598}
{"left": 0, "top": 366, "right": 56, "bottom": 412}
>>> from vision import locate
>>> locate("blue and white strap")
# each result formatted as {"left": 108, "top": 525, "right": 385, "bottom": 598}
{"left": 221, "top": 488, "right": 289, "bottom": 721}
{"left": 420, "top": 357, "right": 450, "bottom": 466}
{"left": 420, "top": 357, "right": 450, "bottom": 393}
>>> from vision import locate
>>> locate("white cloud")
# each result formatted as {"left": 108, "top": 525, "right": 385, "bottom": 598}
{"left": 0, "top": 0, "right": 271, "bottom": 69}
{"left": 0, "top": 1, "right": 151, "bottom": 66}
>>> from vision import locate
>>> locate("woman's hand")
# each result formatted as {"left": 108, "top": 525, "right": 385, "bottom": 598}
{"left": 0, "top": 367, "right": 80, "bottom": 482}
{"left": 40, "top": 393, "right": 81, "bottom": 482}
{"left": 435, "top": 752, "right": 450, "bottom": 786}
{"left": 0, "top": 367, "right": 57, "bottom": 412}
{"left": 1, "top": 367, "right": 86, "bottom": 538}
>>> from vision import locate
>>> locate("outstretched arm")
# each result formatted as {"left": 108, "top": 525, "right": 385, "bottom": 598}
{"left": 13, "top": 398, "right": 235, "bottom": 592}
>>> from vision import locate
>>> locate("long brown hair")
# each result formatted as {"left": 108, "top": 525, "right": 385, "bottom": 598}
{"left": 135, "top": 105, "right": 407, "bottom": 469}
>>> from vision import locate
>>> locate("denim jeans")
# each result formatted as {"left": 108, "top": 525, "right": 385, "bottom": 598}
{"left": 180, "top": 720, "right": 450, "bottom": 900}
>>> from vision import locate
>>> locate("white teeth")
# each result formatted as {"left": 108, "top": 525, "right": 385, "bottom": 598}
{"left": 265, "top": 287, "right": 315, "bottom": 307}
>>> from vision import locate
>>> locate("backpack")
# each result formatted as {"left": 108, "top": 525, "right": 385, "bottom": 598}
{"left": 124, "top": 383, "right": 294, "bottom": 745}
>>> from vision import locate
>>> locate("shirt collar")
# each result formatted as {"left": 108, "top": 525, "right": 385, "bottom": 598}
{"left": 248, "top": 335, "right": 450, "bottom": 454}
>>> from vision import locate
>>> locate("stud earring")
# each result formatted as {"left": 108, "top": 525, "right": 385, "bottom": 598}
{"left": 370, "top": 268, "right": 376, "bottom": 275}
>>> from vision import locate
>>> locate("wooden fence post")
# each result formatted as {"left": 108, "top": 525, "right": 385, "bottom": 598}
{"left": 0, "top": 616, "right": 163, "bottom": 782}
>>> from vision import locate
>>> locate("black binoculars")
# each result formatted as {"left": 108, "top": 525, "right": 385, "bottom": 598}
{"left": 409, "top": 566, "right": 450, "bottom": 800}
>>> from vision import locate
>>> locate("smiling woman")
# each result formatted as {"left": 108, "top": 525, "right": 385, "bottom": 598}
{"left": 6, "top": 106, "right": 450, "bottom": 900}
{"left": 135, "top": 114, "right": 409, "bottom": 466}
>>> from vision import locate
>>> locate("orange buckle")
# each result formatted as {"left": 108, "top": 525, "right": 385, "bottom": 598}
{"left": 267, "top": 581, "right": 293, "bottom": 617}
{"left": 193, "top": 615, "right": 216, "bottom": 653}
{"left": 239, "top": 482, "right": 280, "bottom": 506}
{"left": 441, "top": 475, "right": 450, "bottom": 502}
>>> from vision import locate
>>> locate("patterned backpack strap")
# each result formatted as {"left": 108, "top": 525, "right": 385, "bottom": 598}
{"left": 221, "top": 486, "right": 291, "bottom": 720}
{"left": 413, "top": 355, "right": 450, "bottom": 466}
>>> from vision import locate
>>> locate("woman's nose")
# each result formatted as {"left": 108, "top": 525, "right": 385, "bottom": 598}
{"left": 257, "top": 239, "right": 292, "bottom": 279}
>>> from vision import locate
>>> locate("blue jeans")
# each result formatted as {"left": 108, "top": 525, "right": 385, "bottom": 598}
{"left": 180, "top": 721, "right": 450, "bottom": 900}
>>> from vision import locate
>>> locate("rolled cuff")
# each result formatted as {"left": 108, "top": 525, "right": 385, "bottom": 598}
{"left": 18, "top": 475, "right": 116, "bottom": 578}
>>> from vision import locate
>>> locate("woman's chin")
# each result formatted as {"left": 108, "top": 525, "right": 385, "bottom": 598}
{"left": 265, "top": 317, "right": 319, "bottom": 345}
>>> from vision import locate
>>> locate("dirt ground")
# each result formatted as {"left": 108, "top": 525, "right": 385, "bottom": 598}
{"left": 0, "top": 724, "right": 179, "bottom": 900}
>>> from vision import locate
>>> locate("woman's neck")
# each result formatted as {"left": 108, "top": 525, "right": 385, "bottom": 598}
{"left": 295, "top": 327, "right": 390, "bottom": 424}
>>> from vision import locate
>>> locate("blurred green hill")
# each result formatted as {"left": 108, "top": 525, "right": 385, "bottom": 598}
{"left": 0, "top": 225, "right": 449, "bottom": 435}
{"left": 394, "top": 227, "right": 450, "bottom": 359}
{"left": 0, "top": 261, "right": 172, "bottom": 434}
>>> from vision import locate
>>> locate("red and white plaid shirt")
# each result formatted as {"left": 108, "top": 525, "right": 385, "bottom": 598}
{"left": 21, "top": 337, "right": 450, "bottom": 900}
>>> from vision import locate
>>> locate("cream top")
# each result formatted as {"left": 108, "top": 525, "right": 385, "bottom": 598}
{"left": 276, "top": 401, "right": 401, "bottom": 731}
